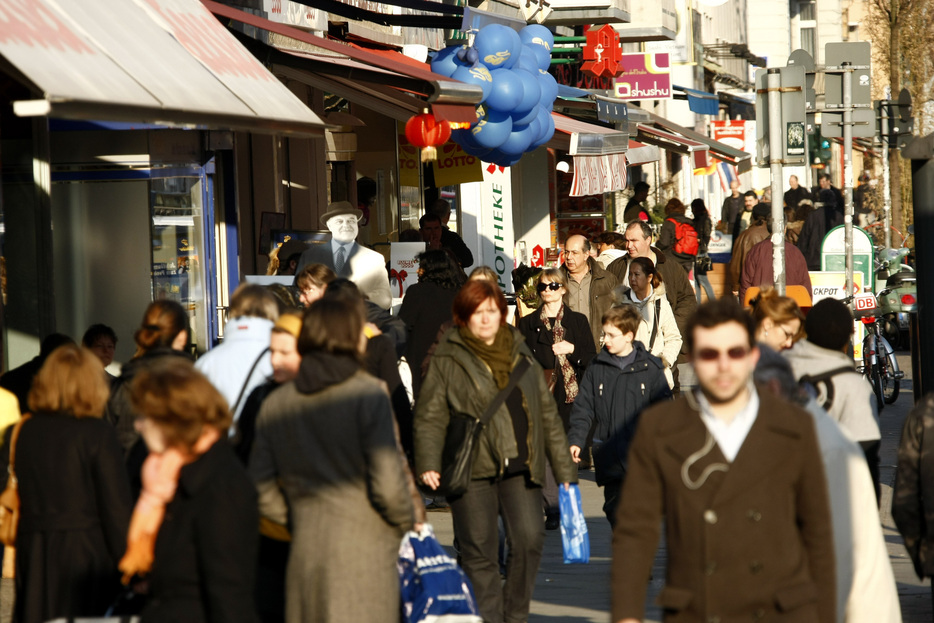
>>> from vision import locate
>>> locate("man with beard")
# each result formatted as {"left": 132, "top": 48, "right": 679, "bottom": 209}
{"left": 295, "top": 201, "right": 391, "bottom": 309}
{"left": 611, "top": 299, "right": 835, "bottom": 623}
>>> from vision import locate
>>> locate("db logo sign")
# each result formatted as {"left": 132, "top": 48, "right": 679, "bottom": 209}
{"left": 854, "top": 294, "right": 877, "bottom": 311}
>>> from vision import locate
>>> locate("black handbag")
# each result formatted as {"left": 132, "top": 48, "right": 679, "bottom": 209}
{"left": 437, "top": 358, "right": 532, "bottom": 498}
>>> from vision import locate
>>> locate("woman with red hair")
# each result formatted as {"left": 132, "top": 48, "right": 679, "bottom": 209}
{"left": 415, "top": 279, "right": 577, "bottom": 623}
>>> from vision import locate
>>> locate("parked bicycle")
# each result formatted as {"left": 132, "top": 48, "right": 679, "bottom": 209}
{"left": 850, "top": 292, "right": 903, "bottom": 411}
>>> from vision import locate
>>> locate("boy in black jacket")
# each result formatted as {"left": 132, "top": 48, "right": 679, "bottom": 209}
{"left": 568, "top": 305, "right": 671, "bottom": 525}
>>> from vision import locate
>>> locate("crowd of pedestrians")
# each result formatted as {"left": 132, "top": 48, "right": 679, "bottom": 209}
{"left": 0, "top": 193, "right": 913, "bottom": 623}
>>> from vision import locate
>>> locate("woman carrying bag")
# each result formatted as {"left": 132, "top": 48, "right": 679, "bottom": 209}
{"left": 415, "top": 279, "right": 577, "bottom": 623}
{"left": 517, "top": 268, "right": 595, "bottom": 529}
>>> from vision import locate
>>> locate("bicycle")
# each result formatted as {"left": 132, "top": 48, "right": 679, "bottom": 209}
{"left": 851, "top": 293, "right": 903, "bottom": 411}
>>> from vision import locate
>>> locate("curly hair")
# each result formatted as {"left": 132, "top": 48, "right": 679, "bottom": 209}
{"left": 416, "top": 249, "right": 464, "bottom": 291}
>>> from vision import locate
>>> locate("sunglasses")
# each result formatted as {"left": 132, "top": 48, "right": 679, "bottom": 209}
{"left": 695, "top": 346, "right": 749, "bottom": 361}
{"left": 537, "top": 282, "right": 562, "bottom": 292}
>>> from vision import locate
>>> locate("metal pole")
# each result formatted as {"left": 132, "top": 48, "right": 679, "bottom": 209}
{"left": 767, "top": 68, "right": 786, "bottom": 295}
{"left": 882, "top": 87, "right": 893, "bottom": 250}
{"left": 842, "top": 62, "right": 855, "bottom": 297}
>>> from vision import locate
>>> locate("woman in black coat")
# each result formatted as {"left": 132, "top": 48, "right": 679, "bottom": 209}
{"left": 517, "top": 267, "right": 596, "bottom": 430}
{"left": 122, "top": 359, "right": 259, "bottom": 623}
{"left": 14, "top": 344, "right": 132, "bottom": 623}
{"left": 517, "top": 267, "right": 595, "bottom": 528}
{"left": 399, "top": 249, "right": 464, "bottom": 400}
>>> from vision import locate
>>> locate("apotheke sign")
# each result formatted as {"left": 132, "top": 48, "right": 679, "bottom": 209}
{"left": 614, "top": 53, "right": 671, "bottom": 101}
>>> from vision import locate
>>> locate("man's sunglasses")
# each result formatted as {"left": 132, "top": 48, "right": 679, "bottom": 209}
{"left": 537, "top": 282, "right": 563, "bottom": 292}
{"left": 695, "top": 346, "right": 749, "bottom": 361}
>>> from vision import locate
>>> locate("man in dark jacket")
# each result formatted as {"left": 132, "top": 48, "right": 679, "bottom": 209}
{"left": 783, "top": 174, "right": 811, "bottom": 211}
{"left": 567, "top": 305, "right": 670, "bottom": 524}
{"left": 611, "top": 299, "right": 835, "bottom": 623}
{"left": 894, "top": 393, "right": 934, "bottom": 590}
{"left": 427, "top": 200, "right": 474, "bottom": 268}
{"left": 623, "top": 181, "right": 650, "bottom": 223}
{"left": 797, "top": 188, "right": 845, "bottom": 271}
{"left": 562, "top": 234, "right": 618, "bottom": 349}
{"left": 606, "top": 221, "right": 697, "bottom": 349}
{"left": 720, "top": 179, "right": 743, "bottom": 233}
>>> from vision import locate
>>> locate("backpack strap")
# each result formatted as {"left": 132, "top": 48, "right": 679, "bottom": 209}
{"left": 799, "top": 366, "right": 856, "bottom": 412}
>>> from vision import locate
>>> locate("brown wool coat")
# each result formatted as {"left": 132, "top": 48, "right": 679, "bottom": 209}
{"left": 611, "top": 387, "right": 835, "bottom": 623}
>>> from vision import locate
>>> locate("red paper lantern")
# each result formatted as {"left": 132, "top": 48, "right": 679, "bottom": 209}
{"left": 405, "top": 112, "right": 451, "bottom": 162}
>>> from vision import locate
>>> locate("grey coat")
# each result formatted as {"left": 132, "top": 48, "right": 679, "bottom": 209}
{"left": 249, "top": 370, "right": 414, "bottom": 623}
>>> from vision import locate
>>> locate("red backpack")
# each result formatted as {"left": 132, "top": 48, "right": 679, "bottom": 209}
{"left": 667, "top": 218, "right": 699, "bottom": 256}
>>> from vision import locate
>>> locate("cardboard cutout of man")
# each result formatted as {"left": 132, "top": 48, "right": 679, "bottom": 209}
{"left": 294, "top": 201, "right": 392, "bottom": 309}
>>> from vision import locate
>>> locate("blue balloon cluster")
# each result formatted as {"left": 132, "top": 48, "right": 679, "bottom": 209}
{"left": 431, "top": 24, "right": 557, "bottom": 168}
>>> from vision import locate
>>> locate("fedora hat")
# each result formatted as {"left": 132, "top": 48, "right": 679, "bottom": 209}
{"left": 320, "top": 201, "right": 363, "bottom": 226}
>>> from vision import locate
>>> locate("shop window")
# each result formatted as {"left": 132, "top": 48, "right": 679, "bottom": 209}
{"left": 150, "top": 176, "right": 208, "bottom": 354}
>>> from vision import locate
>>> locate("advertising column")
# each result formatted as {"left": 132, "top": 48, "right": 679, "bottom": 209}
{"left": 460, "top": 165, "right": 515, "bottom": 293}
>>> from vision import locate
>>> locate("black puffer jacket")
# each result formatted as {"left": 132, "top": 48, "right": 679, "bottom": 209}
{"left": 567, "top": 342, "right": 671, "bottom": 485}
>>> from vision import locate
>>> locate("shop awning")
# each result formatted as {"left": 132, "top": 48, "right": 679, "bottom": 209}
{"left": 636, "top": 125, "right": 708, "bottom": 154}
{"left": 638, "top": 108, "right": 753, "bottom": 172}
{"left": 626, "top": 140, "right": 661, "bottom": 166}
{"left": 3, "top": 0, "right": 327, "bottom": 136}
{"left": 569, "top": 154, "right": 628, "bottom": 197}
{"left": 205, "top": 0, "right": 483, "bottom": 110}
{"left": 673, "top": 85, "right": 720, "bottom": 115}
{"left": 548, "top": 114, "right": 629, "bottom": 156}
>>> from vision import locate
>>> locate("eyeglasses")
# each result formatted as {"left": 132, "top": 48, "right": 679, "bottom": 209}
{"left": 537, "top": 282, "right": 562, "bottom": 293}
{"left": 777, "top": 324, "right": 798, "bottom": 341}
{"left": 695, "top": 346, "right": 749, "bottom": 361}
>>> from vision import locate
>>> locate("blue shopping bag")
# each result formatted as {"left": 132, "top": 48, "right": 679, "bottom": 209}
{"left": 398, "top": 524, "right": 482, "bottom": 623}
{"left": 559, "top": 484, "right": 590, "bottom": 564}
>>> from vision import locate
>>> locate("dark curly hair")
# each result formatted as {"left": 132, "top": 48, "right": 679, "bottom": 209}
{"left": 416, "top": 249, "right": 464, "bottom": 291}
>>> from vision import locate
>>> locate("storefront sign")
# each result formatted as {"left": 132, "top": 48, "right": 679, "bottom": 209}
{"left": 460, "top": 167, "right": 516, "bottom": 292}
{"left": 263, "top": 0, "right": 327, "bottom": 31}
{"left": 582, "top": 25, "right": 622, "bottom": 78}
{"left": 398, "top": 124, "right": 421, "bottom": 187}
{"left": 431, "top": 142, "right": 484, "bottom": 187}
{"left": 706, "top": 229, "right": 732, "bottom": 263}
{"left": 389, "top": 242, "right": 426, "bottom": 299}
{"left": 710, "top": 119, "right": 751, "bottom": 152}
{"left": 820, "top": 225, "right": 874, "bottom": 290}
{"left": 613, "top": 53, "right": 671, "bottom": 100}
{"left": 809, "top": 271, "right": 865, "bottom": 359}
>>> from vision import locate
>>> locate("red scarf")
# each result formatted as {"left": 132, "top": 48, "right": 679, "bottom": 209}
{"left": 119, "top": 427, "right": 221, "bottom": 584}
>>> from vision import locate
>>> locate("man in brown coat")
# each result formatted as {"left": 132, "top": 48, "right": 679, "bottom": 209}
{"left": 611, "top": 299, "right": 835, "bottom": 623}
{"left": 729, "top": 203, "right": 770, "bottom": 297}
{"left": 562, "top": 234, "right": 618, "bottom": 349}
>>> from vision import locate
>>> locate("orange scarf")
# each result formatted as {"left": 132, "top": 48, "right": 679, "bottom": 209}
{"left": 119, "top": 427, "right": 221, "bottom": 584}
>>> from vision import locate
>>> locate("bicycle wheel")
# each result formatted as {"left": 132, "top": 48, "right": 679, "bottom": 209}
{"left": 870, "top": 363, "right": 885, "bottom": 412}
{"left": 883, "top": 351, "right": 900, "bottom": 404}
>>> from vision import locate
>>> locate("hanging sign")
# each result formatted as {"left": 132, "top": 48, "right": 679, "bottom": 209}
{"left": 582, "top": 25, "right": 622, "bottom": 78}
{"left": 431, "top": 141, "right": 484, "bottom": 187}
{"left": 613, "top": 53, "right": 672, "bottom": 101}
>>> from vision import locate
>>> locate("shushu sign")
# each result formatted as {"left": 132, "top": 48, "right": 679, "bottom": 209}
{"left": 614, "top": 53, "right": 671, "bottom": 101}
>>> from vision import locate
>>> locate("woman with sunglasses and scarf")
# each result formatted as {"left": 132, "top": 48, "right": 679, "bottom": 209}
{"left": 518, "top": 268, "right": 596, "bottom": 528}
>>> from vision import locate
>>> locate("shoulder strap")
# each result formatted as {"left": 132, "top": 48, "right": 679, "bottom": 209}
{"left": 231, "top": 347, "right": 270, "bottom": 416}
{"left": 8, "top": 414, "right": 31, "bottom": 477}
{"left": 478, "top": 357, "right": 532, "bottom": 427}
{"left": 799, "top": 365, "right": 856, "bottom": 386}
{"left": 649, "top": 299, "right": 662, "bottom": 349}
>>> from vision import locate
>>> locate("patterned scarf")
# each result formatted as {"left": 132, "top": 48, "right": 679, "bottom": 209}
{"left": 540, "top": 304, "right": 579, "bottom": 403}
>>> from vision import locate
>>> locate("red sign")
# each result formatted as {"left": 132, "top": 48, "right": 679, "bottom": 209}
{"left": 854, "top": 293, "right": 877, "bottom": 311}
{"left": 582, "top": 25, "right": 622, "bottom": 78}
{"left": 710, "top": 120, "right": 750, "bottom": 152}
{"left": 531, "top": 244, "right": 544, "bottom": 267}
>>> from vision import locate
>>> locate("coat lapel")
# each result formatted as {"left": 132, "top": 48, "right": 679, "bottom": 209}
{"left": 660, "top": 406, "right": 730, "bottom": 505}
{"left": 710, "top": 394, "right": 802, "bottom": 506}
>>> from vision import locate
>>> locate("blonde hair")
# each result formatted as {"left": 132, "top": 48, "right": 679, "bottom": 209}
{"left": 28, "top": 344, "right": 109, "bottom": 418}
{"left": 749, "top": 288, "right": 806, "bottom": 341}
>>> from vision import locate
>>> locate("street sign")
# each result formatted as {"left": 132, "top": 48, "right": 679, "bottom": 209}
{"left": 787, "top": 49, "right": 816, "bottom": 133}
{"left": 755, "top": 65, "right": 806, "bottom": 165}
{"left": 823, "top": 42, "right": 874, "bottom": 138}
